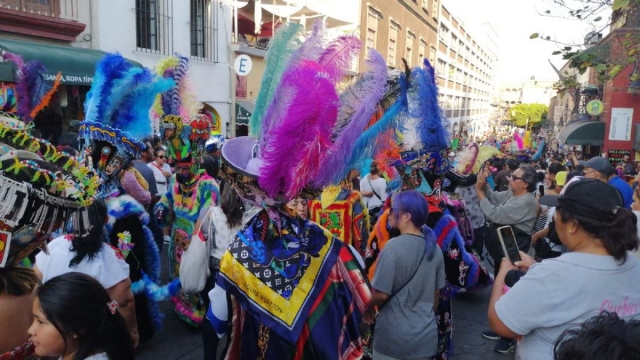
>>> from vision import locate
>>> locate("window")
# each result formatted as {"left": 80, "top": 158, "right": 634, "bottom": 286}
{"left": 388, "top": 21, "right": 400, "bottom": 66}
{"left": 191, "top": 0, "right": 213, "bottom": 60}
{"left": 459, "top": 40, "right": 464, "bottom": 54}
{"left": 136, "top": 0, "right": 173, "bottom": 55}
{"left": 440, "top": 25, "right": 449, "bottom": 45}
{"left": 429, "top": 46, "right": 437, "bottom": 64}
{"left": 437, "top": 59, "right": 446, "bottom": 78}
{"left": 406, "top": 31, "right": 416, "bottom": 64}
{"left": 418, "top": 39, "right": 427, "bottom": 62}
{"left": 451, "top": 35, "right": 458, "bottom": 51}
{"left": 366, "top": 7, "right": 380, "bottom": 52}
{"left": 448, "top": 64, "right": 455, "bottom": 79}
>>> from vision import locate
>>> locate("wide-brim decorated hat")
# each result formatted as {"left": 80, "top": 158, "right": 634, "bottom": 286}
{"left": 0, "top": 51, "right": 101, "bottom": 268}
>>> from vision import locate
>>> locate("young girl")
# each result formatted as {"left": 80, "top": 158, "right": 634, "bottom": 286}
{"left": 28, "top": 272, "right": 134, "bottom": 360}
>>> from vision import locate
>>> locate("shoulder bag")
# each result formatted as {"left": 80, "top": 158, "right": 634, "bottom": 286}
{"left": 179, "top": 207, "right": 213, "bottom": 294}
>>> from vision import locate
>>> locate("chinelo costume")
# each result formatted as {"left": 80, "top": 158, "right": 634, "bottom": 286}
{"left": 207, "top": 22, "right": 374, "bottom": 359}
{"left": 153, "top": 54, "right": 219, "bottom": 327}
{"left": 0, "top": 52, "right": 99, "bottom": 360}
{"left": 362, "top": 60, "right": 492, "bottom": 360}
{"left": 78, "top": 54, "right": 179, "bottom": 343}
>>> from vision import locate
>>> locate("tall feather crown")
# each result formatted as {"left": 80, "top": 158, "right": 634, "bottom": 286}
{"left": 154, "top": 54, "right": 208, "bottom": 164}
{"left": 220, "top": 22, "right": 393, "bottom": 204}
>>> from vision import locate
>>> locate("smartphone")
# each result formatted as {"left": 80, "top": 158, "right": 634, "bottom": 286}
{"left": 497, "top": 226, "right": 521, "bottom": 264}
{"left": 537, "top": 184, "right": 545, "bottom": 197}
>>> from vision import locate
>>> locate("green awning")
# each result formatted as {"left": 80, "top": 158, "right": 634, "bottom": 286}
{"left": 235, "top": 100, "right": 254, "bottom": 125}
{"left": 0, "top": 38, "right": 142, "bottom": 86}
{"left": 559, "top": 121, "right": 605, "bottom": 146}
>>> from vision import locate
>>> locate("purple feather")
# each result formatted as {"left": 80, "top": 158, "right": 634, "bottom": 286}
{"left": 2, "top": 52, "right": 24, "bottom": 69}
{"left": 315, "top": 49, "right": 387, "bottom": 186}
{"left": 317, "top": 35, "right": 362, "bottom": 82}
{"left": 289, "top": 20, "right": 325, "bottom": 65}
{"left": 258, "top": 62, "right": 339, "bottom": 199}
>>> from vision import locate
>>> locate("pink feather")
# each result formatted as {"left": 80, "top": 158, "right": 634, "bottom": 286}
{"left": 513, "top": 131, "right": 524, "bottom": 150}
{"left": 258, "top": 62, "right": 339, "bottom": 199}
{"left": 317, "top": 35, "right": 362, "bottom": 82}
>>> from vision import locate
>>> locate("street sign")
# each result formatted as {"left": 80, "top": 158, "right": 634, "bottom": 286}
{"left": 234, "top": 55, "right": 252, "bottom": 76}
{"left": 586, "top": 100, "right": 604, "bottom": 116}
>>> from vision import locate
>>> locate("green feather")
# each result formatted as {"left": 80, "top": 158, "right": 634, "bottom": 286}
{"left": 249, "top": 23, "right": 304, "bottom": 137}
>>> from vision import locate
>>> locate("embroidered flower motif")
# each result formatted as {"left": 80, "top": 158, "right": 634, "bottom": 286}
{"left": 107, "top": 300, "right": 119, "bottom": 314}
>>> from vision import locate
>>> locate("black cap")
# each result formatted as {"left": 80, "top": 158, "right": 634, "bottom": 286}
{"left": 545, "top": 178, "right": 623, "bottom": 220}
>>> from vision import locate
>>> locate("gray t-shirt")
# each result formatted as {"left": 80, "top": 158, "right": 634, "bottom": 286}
{"left": 371, "top": 234, "right": 446, "bottom": 359}
{"left": 480, "top": 189, "right": 537, "bottom": 234}
{"left": 496, "top": 252, "right": 640, "bottom": 360}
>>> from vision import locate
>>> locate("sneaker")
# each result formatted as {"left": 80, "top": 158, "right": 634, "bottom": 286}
{"left": 494, "top": 338, "right": 515, "bottom": 354}
{"left": 481, "top": 330, "right": 500, "bottom": 341}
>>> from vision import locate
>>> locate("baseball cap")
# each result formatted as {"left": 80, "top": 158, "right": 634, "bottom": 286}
{"left": 582, "top": 156, "right": 613, "bottom": 176}
{"left": 555, "top": 171, "right": 568, "bottom": 186}
{"left": 540, "top": 178, "right": 623, "bottom": 220}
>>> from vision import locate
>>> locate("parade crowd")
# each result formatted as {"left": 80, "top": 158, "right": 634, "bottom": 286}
{"left": 0, "top": 22, "right": 639, "bottom": 360}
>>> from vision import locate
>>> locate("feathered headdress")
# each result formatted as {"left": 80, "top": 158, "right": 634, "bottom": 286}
{"left": 79, "top": 54, "right": 174, "bottom": 195}
{"left": 1, "top": 51, "right": 61, "bottom": 126}
{"left": 154, "top": 54, "right": 209, "bottom": 164}
{"left": 221, "top": 23, "right": 388, "bottom": 205}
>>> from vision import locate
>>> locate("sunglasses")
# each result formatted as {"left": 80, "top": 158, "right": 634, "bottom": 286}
{"left": 157, "top": 155, "right": 165, "bottom": 159}
{"left": 509, "top": 175, "right": 524, "bottom": 182}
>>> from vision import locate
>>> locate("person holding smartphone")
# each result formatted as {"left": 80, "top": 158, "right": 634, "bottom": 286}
{"left": 488, "top": 178, "right": 640, "bottom": 360}
{"left": 475, "top": 164, "right": 538, "bottom": 354}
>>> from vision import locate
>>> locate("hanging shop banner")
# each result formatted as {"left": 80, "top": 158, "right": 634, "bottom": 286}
{"left": 608, "top": 149, "right": 631, "bottom": 164}
{"left": 609, "top": 108, "right": 633, "bottom": 141}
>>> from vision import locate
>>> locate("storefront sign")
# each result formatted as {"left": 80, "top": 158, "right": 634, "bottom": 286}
{"left": 586, "top": 100, "right": 604, "bottom": 116}
{"left": 609, "top": 108, "right": 633, "bottom": 141}
{"left": 608, "top": 149, "right": 631, "bottom": 164}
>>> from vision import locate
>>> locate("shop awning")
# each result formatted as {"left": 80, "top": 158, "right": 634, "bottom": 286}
{"left": 236, "top": 100, "right": 255, "bottom": 126}
{"left": 0, "top": 38, "right": 142, "bottom": 86}
{"left": 559, "top": 120, "right": 605, "bottom": 146}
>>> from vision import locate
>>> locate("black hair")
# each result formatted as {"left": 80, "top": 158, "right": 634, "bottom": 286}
{"left": 153, "top": 147, "right": 165, "bottom": 157}
{"left": 556, "top": 206, "right": 639, "bottom": 263}
{"left": 539, "top": 161, "right": 548, "bottom": 171}
{"left": 554, "top": 312, "right": 640, "bottom": 360}
{"left": 549, "top": 163, "right": 567, "bottom": 176}
{"left": 220, "top": 183, "right": 244, "bottom": 228}
{"left": 202, "top": 155, "right": 220, "bottom": 180}
{"left": 507, "top": 159, "right": 520, "bottom": 170}
{"left": 493, "top": 160, "right": 505, "bottom": 171}
{"left": 69, "top": 200, "right": 108, "bottom": 268}
{"left": 536, "top": 171, "right": 545, "bottom": 183}
{"left": 37, "top": 272, "right": 134, "bottom": 360}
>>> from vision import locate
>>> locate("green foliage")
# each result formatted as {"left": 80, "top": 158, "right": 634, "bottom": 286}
{"left": 507, "top": 104, "right": 549, "bottom": 128}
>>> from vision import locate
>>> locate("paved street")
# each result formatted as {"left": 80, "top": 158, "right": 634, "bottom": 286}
{"left": 136, "top": 255, "right": 513, "bottom": 360}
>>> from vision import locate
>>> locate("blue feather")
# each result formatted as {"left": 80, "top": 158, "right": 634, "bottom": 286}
{"left": 406, "top": 67, "right": 449, "bottom": 152}
{"left": 341, "top": 74, "right": 409, "bottom": 180}
{"left": 101, "top": 67, "right": 148, "bottom": 125}
{"left": 85, "top": 54, "right": 131, "bottom": 126}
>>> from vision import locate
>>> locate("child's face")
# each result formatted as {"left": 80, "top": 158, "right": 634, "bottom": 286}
{"left": 28, "top": 299, "right": 75, "bottom": 358}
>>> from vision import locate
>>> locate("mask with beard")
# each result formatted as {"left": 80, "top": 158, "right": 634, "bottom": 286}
{"left": 176, "top": 172, "right": 193, "bottom": 184}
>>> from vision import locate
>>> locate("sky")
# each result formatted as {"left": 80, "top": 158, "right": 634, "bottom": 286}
{"left": 443, "top": 0, "right": 611, "bottom": 83}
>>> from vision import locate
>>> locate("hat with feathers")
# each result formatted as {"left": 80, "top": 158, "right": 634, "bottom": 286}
{"left": 0, "top": 52, "right": 101, "bottom": 268}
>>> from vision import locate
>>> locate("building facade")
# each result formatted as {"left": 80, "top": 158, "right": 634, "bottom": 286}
{"left": 436, "top": 6, "right": 498, "bottom": 141}
{"left": 0, "top": 0, "right": 234, "bottom": 136}
{"left": 359, "top": 0, "right": 440, "bottom": 70}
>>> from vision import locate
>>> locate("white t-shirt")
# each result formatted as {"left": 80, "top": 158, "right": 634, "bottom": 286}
{"left": 36, "top": 235, "right": 130, "bottom": 289}
{"left": 147, "top": 162, "right": 172, "bottom": 196}
{"left": 496, "top": 252, "right": 640, "bottom": 360}
{"left": 360, "top": 175, "right": 387, "bottom": 210}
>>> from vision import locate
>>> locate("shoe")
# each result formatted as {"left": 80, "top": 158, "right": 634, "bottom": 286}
{"left": 481, "top": 330, "right": 500, "bottom": 341}
{"left": 494, "top": 338, "right": 515, "bottom": 354}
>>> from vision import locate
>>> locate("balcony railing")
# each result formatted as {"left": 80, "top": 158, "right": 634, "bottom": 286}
{"left": 0, "top": 0, "right": 79, "bottom": 21}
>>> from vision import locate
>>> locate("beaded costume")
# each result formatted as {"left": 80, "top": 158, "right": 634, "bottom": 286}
{"left": 153, "top": 54, "right": 219, "bottom": 326}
